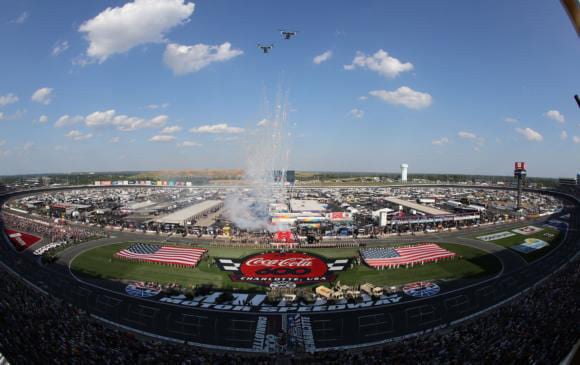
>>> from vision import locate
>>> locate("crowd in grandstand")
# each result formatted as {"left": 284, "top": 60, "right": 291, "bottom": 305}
{"left": 1, "top": 212, "right": 106, "bottom": 245}
{"left": 0, "top": 257, "right": 577, "bottom": 364}
{"left": 305, "top": 261, "right": 579, "bottom": 364}
{"left": 0, "top": 266, "right": 277, "bottom": 364}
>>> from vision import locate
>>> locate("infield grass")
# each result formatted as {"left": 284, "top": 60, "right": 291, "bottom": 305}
{"left": 474, "top": 225, "right": 562, "bottom": 262}
{"left": 71, "top": 242, "right": 501, "bottom": 290}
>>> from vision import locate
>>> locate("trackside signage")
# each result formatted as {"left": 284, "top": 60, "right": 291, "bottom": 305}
{"left": 158, "top": 292, "right": 405, "bottom": 313}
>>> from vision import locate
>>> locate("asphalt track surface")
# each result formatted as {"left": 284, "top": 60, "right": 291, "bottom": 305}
{"left": 1, "top": 185, "right": 578, "bottom": 352}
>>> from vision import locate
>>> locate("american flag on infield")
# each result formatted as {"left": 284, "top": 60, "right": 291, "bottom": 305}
{"left": 360, "top": 243, "right": 456, "bottom": 269}
{"left": 115, "top": 243, "right": 206, "bottom": 268}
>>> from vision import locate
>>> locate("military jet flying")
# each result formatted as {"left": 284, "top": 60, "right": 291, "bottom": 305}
{"left": 257, "top": 44, "right": 273, "bottom": 53}
{"left": 280, "top": 30, "right": 298, "bottom": 40}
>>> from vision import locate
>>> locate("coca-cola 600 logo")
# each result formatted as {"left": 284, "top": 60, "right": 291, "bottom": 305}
{"left": 215, "top": 252, "right": 351, "bottom": 287}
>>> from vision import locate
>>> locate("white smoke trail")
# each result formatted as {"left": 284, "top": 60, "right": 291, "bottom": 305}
{"left": 224, "top": 88, "right": 291, "bottom": 231}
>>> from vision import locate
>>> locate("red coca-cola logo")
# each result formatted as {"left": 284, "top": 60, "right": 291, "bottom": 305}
{"left": 240, "top": 252, "right": 327, "bottom": 278}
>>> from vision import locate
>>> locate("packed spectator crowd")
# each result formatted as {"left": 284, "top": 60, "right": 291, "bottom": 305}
{"left": 302, "top": 260, "right": 579, "bottom": 364}
{"left": 0, "top": 255, "right": 577, "bottom": 364}
{"left": 0, "top": 267, "right": 276, "bottom": 365}
{"left": 1, "top": 212, "right": 106, "bottom": 245}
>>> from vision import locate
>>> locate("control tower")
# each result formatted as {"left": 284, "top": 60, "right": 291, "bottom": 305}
{"left": 514, "top": 162, "right": 527, "bottom": 211}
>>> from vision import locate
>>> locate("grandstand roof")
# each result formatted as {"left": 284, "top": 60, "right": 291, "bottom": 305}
{"left": 289, "top": 199, "right": 327, "bottom": 213}
{"left": 155, "top": 200, "right": 223, "bottom": 224}
{"left": 384, "top": 197, "right": 450, "bottom": 216}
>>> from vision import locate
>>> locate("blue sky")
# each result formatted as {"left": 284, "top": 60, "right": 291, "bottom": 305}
{"left": 0, "top": 0, "right": 578, "bottom": 177}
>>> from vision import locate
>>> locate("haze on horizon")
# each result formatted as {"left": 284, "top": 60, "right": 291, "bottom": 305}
{"left": 0, "top": 0, "right": 578, "bottom": 178}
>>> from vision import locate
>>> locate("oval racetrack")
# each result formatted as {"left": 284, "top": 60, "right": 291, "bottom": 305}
{"left": 1, "top": 184, "right": 578, "bottom": 352}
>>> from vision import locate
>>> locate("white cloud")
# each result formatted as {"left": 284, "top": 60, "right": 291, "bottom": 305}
{"left": 85, "top": 109, "right": 116, "bottom": 127}
{"left": 358, "top": 96, "right": 368, "bottom": 101}
{"left": 109, "top": 136, "right": 120, "bottom": 143}
{"left": 0, "top": 140, "right": 5, "bottom": 146}
{"left": 516, "top": 127, "right": 543, "bottom": 142}
{"left": 560, "top": 130, "right": 568, "bottom": 141}
{"left": 573, "top": 136, "right": 580, "bottom": 144}
{"left": 0, "top": 110, "right": 25, "bottom": 122}
{"left": 458, "top": 131, "right": 477, "bottom": 140}
{"left": 31, "top": 87, "right": 53, "bottom": 105}
{"left": 177, "top": 140, "right": 201, "bottom": 147}
{"left": 189, "top": 123, "right": 244, "bottom": 134}
{"left": 344, "top": 49, "right": 413, "bottom": 78}
{"left": 313, "top": 50, "right": 332, "bottom": 65}
{"left": 79, "top": 0, "right": 195, "bottom": 62}
{"left": 148, "top": 115, "right": 168, "bottom": 127}
{"left": 544, "top": 110, "right": 565, "bottom": 123}
{"left": 84, "top": 109, "right": 167, "bottom": 131}
{"left": 52, "top": 40, "right": 69, "bottom": 56}
{"left": 65, "top": 130, "right": 93, "bottom": 141}
{"left": 163, "top": 42, "right": 243, "bottom": 75}
{"left": 504, "top": 117, "right": 518, "bottom": 124}
{"left": 114, "top": 115, "right": 164, "bottom": 132}
{"left": 12, "top": 12, "right": 29, "bottom": 24}
{"left": 432, "top": 137, "right": 449, "bottom": 145}
{"left": 55, "top": 115, "right": 84, "bottom": 128}
{"left": 458, "top": 131, "right": 485, "bottom": 147}
{"left": 369, "top": 87, "right": 432, "bottom": 110}
{"left": 23, "top": 142, "right": 34, "bottom": 151}
{"left": 146, "top": 103, "right": 169, "bottom": 109}
{"left": 149, "top": 134, "right": 176, "bottom": 142}
{"left": 256, "top": 119, "right": 270, "bottom": 127}
{"left": 0, "top": 93, "right": 19, "bottom": 107}
{"left": 349, "top": 108, "right": 364, "bottom": 119}
{"left": 160, "top": 125, "right": 181, "bottom": 134}
{"left": 38, "top": 115, "right": 48, "bottom": 124}
{"left": 71, "top": 56, "right": 94, "bottom": 67}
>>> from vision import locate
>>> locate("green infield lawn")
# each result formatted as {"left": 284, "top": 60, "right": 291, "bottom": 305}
{"left": 475, "top": 226, "right": 562, "bottom": 262}
{"left": 71, "top": 242, "right": 500, "bottom": 291}
{"left": 336, "top": 243, "right": 501, "bottom": 287}
{"left": 71, "top": 243, "right": 261, "bottom": 290}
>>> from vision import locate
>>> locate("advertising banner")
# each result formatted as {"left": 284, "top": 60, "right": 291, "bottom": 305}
{"left": 215, "top": 252, "right": 351, "bottom": 288}
{"left": 512, "top": 238, "right": 549, "bottom": 254}
{"left": 477, "top": 231, "right": 515, "bottom": 241}
{"left": 512, "top": 226, "right": 543, "bottom": 235}
{"left": 326, "top": 212, "right": 353, "bottom": 221}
